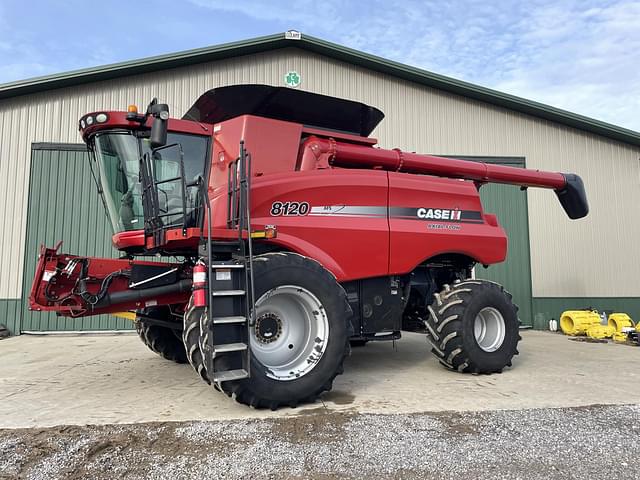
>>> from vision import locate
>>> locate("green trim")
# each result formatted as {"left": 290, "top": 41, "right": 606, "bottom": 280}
{"left": 532, "top": 297, "right": 640, "bottom": 330}
{"left": 0, "top": 33, "right": 638, "bottom": 146}
{"left": 31, "top": 142, "right": 86, "bottom": 151}
{"left": 0, "top": 299, "right": 21, "bottom": 335}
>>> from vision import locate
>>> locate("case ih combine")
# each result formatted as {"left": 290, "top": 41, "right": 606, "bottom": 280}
{"left": 29, "top": 85, "right": 588, "bottom": 409}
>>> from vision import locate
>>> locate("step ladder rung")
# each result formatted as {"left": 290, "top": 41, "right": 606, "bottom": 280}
{"left": 212, "top": 316, "right": 247, "bottom": 324}
{"left": 214, "top": 342, "right": 248, "bottom": 353}
{"left": 210, "top": 263, "right": 245, "bottom": 269}
{"left": 213, "top": 369, "right": 249, "bottom": 382}
{"left": 212, "top": 289, "right": 245, "bottom": 297}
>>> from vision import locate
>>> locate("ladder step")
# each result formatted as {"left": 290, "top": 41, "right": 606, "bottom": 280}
{"left": 212, "top": 315, "right": 247, "bottom": 324}
{"left": 213, "top": 369, "right": 249, "bottom": 382}
{"left": 214, "top": 342, "right": 248, "bottom": 353}
{"left": 211, "top": 263, "right": 244, "bottom": 269}
{"left": 212, "top": 289, "right": 245, "bottom": 297}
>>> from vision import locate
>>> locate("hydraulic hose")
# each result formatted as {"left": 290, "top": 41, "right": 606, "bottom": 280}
{"left": 93, "top": 279, "right": 192, "bottom": 309}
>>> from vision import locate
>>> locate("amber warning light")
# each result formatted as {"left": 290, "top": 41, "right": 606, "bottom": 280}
{"left": 250, "top": 225, "right": 277, "bottom": 239}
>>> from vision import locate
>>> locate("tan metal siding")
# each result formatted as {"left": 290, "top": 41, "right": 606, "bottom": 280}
{"left": 0, "top": 47, "right": 638, "bottom": 299}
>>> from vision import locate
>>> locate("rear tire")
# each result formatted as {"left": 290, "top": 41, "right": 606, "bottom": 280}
{"left": 217, "top": 253, "right": 351, "bottom": 409}
{"left": 135, "top": 307, "right": 187, "bottom": 364}
{"left": 425, "top": 280, "right": 520, "bottom": 373}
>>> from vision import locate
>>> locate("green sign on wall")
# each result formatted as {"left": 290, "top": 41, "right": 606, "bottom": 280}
{"left": 284, "top": 71, "right": 301, "bottom": 88}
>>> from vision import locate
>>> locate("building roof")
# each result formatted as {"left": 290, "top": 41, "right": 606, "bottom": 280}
{"left": 1, "top": 32, "right": 638, "bottom": 146}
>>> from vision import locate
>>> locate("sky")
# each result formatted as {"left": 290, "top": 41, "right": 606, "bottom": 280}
{"left": 0, "top": 0, "right": 638, "bottom": 131}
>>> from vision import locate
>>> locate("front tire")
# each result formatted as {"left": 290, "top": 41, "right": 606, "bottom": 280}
{"left": 425, "top": 280, "right": 520, "bottom": 373}
{"left": 218, "top": 253, "right": 352, "bottom": 409}
{"left": 135, "top": 306, "right": 187, "bottom": 364}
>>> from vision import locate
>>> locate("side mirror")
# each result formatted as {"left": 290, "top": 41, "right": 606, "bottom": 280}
{"left": 148, "top": 101, "right": 170, "bottom": 149}
{"left": 150, "top": 116, "right": 167, "bottom": 148}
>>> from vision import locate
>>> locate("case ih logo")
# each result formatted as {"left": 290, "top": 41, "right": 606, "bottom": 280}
{"left": 388, "top": 207, "right": 482, "bottom": 223}
{"left": 417, "top": 208, "right": 462, "bottom": 221}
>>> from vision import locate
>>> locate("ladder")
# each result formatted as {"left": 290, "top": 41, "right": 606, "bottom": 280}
{"left": 202, "top": 140, "right": 255, "bottom": 383}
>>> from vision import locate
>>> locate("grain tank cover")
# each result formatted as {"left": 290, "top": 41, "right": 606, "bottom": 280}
{"left": 183, "top": 84, "right": 384, "bottom": 136}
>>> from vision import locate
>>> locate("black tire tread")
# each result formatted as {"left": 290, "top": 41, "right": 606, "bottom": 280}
{"left": 425, "top": 279, "right": 521, "bottom": 374}
{"left": 182, "top": 303, "right": 211, "bottom": 384}
{"left": 135, "top": 314, "right": 187, "bottom": 364}
{"left": 217, "top": 252, "right": 351, "bottom": 409}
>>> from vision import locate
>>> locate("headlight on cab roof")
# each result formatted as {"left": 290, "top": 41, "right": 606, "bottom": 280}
{"left": 78, "top": 112, "right": 109, "bottom": 130}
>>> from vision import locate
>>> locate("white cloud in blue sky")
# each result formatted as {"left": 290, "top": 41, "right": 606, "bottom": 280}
{"left": 0, "top": 0, "right": 638, "bottom": 131}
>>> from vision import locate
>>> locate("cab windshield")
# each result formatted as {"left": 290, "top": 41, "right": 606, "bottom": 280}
{"left": 90, "top": 131, "right": 209, "bottom": 233}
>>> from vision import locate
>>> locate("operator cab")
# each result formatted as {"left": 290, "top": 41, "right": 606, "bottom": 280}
{"left": 79, "top": 85, "right": 386, "bottom": 254}
{"left": 80, "top": 101, "right": 212, "bottom": 253}
{"left": 90, "top": 130, "right": 208, "bottom": 232}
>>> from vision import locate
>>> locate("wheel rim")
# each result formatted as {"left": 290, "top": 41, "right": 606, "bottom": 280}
{"left": 473, "top": 307, "right": 506, "bottom": 352}
{"left": 250, "top": 285, "right": 329, "bottom": 381}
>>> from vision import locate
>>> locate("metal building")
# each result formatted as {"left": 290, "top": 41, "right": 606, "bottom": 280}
{"left": 1, "top": 32, "right": 638, "bottom": 334}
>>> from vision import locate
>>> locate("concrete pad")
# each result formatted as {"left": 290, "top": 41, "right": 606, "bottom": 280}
{"left": 0, "top": 330, "right": 639, "bottom": 428}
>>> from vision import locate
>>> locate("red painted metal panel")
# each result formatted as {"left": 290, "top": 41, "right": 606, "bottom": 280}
{"left": 212, "top": 169, "right": 390, "bottom": 282}
{"left": 210, "top": 115, "right": 303, "bottom": 189}
{"left": 29, "top": 244, "right": 190, "bottom": 317}
{"left": 388, "top": 172, "right": 507, "bottom": 274}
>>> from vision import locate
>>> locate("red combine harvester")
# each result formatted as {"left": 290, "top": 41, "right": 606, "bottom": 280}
{"left": 29, "top": 85, "right": 588, "bottom": 408}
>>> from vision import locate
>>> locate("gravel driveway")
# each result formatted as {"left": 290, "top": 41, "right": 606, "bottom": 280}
{"left": 2, "top": 404, "right": 638, "bottom": 479}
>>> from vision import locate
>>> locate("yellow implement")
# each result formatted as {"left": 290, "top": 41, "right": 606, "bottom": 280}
{"left": 586, "top": 324, "right": 615, "bottom": 340}
{"left": 608, "top": 313, "right": 634, "bottom": 332}
{"left": 112, "top": 311, "right": 137, "bottom": 321}
{"left": 612, "top": 331, "right": 629, "bottom": 343}
{"left": 560, "top": 310, "right": 601, "bottom": 336}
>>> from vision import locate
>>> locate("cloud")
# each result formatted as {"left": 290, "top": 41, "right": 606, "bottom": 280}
{"left": 190, "top": 0, "right": 640, "bottom": 131}
{"left": 487, "top": 1, "right": 640, "bottom": 130}
{"left": 1, "top": 0, "right": 638, "bottom": 132}
{"left": 0, "top": 1, "right": 130, "bottom": 85}
{"left": 1, "top": 63, "right": 50, "bottom": 83}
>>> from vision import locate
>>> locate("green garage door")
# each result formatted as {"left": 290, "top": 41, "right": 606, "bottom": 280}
{"left": 20, "top": 143, "right": 133, "bottom": 331}
{"left": 455, "top": 156, "right": 534, "bottom": 326}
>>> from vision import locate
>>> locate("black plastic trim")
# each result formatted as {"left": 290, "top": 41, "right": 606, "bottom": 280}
{"left": 555, "top": 173, "right": 589, "bottom": 219}
{"left": 183, "top": 84, "right": 384, "bottom": 136}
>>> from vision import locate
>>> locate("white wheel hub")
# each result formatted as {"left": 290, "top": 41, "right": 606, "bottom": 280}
{"left": 250, "top": 285, "right": 329, "bottom": 381}
{"left": 474, "top": 307, "right": 506, "bottom": 352}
